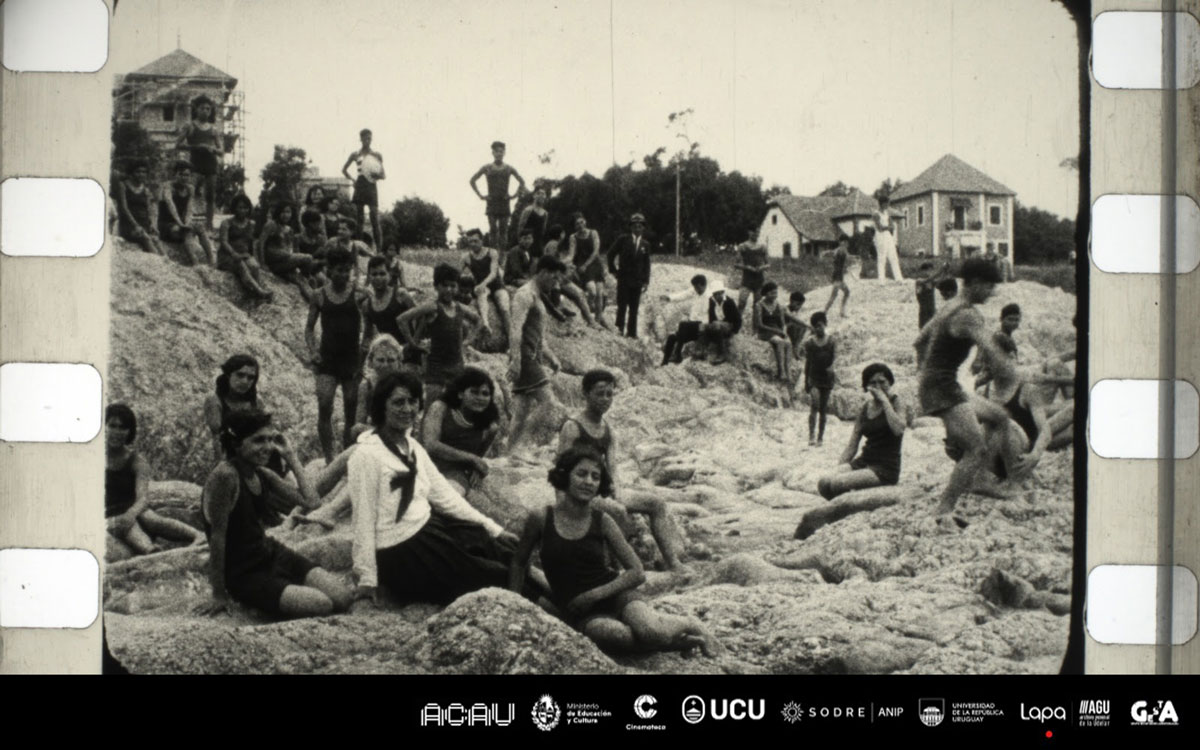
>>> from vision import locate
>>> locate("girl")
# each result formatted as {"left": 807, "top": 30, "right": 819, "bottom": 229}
{"left": 175, "top": 95, "right": 223, "bottom": 231}
{"left": 320, "top": 196, "right": 344, "bottom": 242}
{"left": 259, "top": 203, "right": 323, "bottom": 295}
{"left": 115, "top": 160, "right": 165, "bottom": 256}
{"left": 202, "top": 354, "right": 287, "bottom": 476}
{"left": 196, "top": 410, "right": 351, "bottom": 618}
{"left": 515, "top": 185, "right": 550, "bottom": 255}
{"left": 420, "top": 367, "right": 503, "bottom": 496}
{"left": 568, "top": 212, "right": 606, "bottom": 318}
{"left": 352, "top": 333, "right": 405, "bottom": 440}
{"left": 348, "top": 372, "right": 528, "bottom": 608}
{"left": 218, "top": 194, "right": 273, "bottom": 300}
{"left": 753, "top": 282, "right": 794, "bottom": 383}
{"left": 818, "top": 364, "right": 906, "bottom": 499}
{"left": 106, "top": 404, "right": 205, "bottom": 560}
{"left": 803, "top": 311, "right": 837, "bottom": 446}
{"left": 509, "top": 448, "right": 716, "bottom": 655}
{"left": 300, "top": 186, "right": 328, "bottom": 242}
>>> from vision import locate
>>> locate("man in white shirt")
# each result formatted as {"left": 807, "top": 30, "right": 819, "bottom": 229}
{"left": 659, "top": 274, "right": 710, "bottom": 365}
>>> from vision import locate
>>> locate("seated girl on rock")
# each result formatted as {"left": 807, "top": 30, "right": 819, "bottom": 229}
{"left": 817, "top": 363, "right": 906, "bottom": 500}
{"left": 197, "top": 409, "right": 351, "bottom": 618}
{"left": 106, "top": 403, "right": 205, "bottom": 561}
{"left": 421, "top": 367, "right": 504, "bottom": 497}
{"left": 509, "top": 447, "right": 717, "bottom": 655}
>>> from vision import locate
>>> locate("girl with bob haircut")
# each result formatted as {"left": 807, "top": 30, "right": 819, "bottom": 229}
{"left": 817, "top": 363, "right": 906, "bottom": 499}
{"left": 420, "top": 366, "right": 503, "bottom": 495}
{"left": 197, "top": 410, "right": 351, "bottom": 618}
{"left": 106, "top": 403, "right": 205, "bottom": 559}
{"left": 351, "top": 333, "right": 406, "bottom": 440}
{"left": 509, "top": 448, "right": 717, "bottom": 655}
{"left": 348, "top": 371, "right": 528, "bottom": 608}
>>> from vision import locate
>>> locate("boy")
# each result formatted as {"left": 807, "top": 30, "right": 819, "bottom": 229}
{"left": 784, "top": 291, "right": 808, "bottom": 359}
{"left": 322, "top": 216, "right": 372, "bottom": 262}
{"left": 507, "top": 256, "right": 565, "bottom": 456}
{"left": 659, "top": 274, "right": 709, "bottom": 365}
{"left": 913, "top": 258, "right": 1021, "bottom": 519}
{"left": 823, "top": 237, "right": 850, "bottom": 317}
{"left": 341, "top": 128, "right": 385, "bottom": 251}
{"left": 557, "top": 370, "right": 685, "bottom": 570}
{"left": 397, "top": 263, "right": 482, "bottom": 404}
{"left": 702, "top": 283, "right": 742, "bottom": 364}
{"left": 305, "top": 247, "right": 363, "bottom": 463}
{"left": 803, "top": 311, "right": 836, "bottom": 445}
{"left": 972, "top": 302, "right": 1022, "bottom": 389}
{"left": 470, "top": 141, "right": 527, "bottom": 251}
{"left": 914, "top": 259, "right": 952, "bottom": 330}
{"left": 157, "top": 159, "right": 216, "bottom": 266}
{"left": 462, "top": 227, "right": 512, "bottom": 339}
{"left": 505, "top": 229, "right": 536, "bottom": 289}
{"left": 936, "top": 277, "right": 958, "bottom": 301}
{"left": 734, "top": 228, "right": 769, "bottom": 315}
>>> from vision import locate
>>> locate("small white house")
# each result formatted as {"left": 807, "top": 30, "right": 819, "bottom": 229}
{"left": 758, "top": 190, "right": 881, "bottom": 259}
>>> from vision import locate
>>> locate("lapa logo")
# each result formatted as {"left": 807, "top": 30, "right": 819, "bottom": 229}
{"left": 682, "top": 695, "right": 705, "bottom": 724}
{"left": 919, "top": 698, "right": 945, "bottom": 727}
{"left": 532, "top": 695, "right": 561, "bottom": 732}
{"left": 1021, "top": 704, "right": 1066, "bottom": 722}
{"left": 1131, "top": 700, "right": 1179, "bottom": 726}
{"left": 634, "top": 695, "right": 657, "bottom": 720}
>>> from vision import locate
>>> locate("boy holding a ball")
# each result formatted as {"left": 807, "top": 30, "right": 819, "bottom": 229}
{"left": 342, "top": 128, "right": 386, "bottom": 252}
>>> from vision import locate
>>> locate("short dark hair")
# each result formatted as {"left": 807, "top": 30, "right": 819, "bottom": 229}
{"left": 519, "top": 228, "right": 534, "bottom": 238}
{"left": 105, "top": 403, "right": 137, "bottom": 444}
{"left": 789, "top": 291, "right": 806, "bottom": 305}
{"left": 336, "top": 216, "right": 358, "bottom": 232}
{"left": 325, "top": 247, "right": 354, "bottom": 269}
{"left": 172, "top": 159, "right": 193, "bottom": 174}
{"left": 491, "top": 141, "right": 505, "bottom": 150}
{"left": 546, "top": 223, "right": 564, "bottom": 239}
{"left": 1000, "top": 303, "right": 1022, "bottom": 318}
{"left": 367, "top": 255, "right": 388, "bottom": 272}
{"left": 301, "top": 210, "right": 322, "bottom": 228}
{"left": 466, "top": 228, "right": 483, "bottom": 239}
{"left": 548, "top": 447, "right": 614, "bottom": 498}
{"left": 320, "top": 196, "right": 340, "bottom": 212}
{"left": 230, "top": 194, "right": 253, "bottom": 213}
{"left": 536, "top": 255, "right": 567, "bottom": 274}
{"left": 220, "top": 409, "right": 273, "bottom": 459}
{"left": 691, "top": 274, "right": 708, "bottom": 288}
{"left": 438, "top": 367, "right": 499, "bottom": 428}
{"left": 936, "top": 278, "right": 959, "bottom": 296}
{"left": 216, "top": 354, "right": 260, "bottom": 404}
{"left": 810, "top": 311, "right": 828, "bottom": 327}
{"left": 960, "top": 257, "right": 1002, "bottom": 285}
{"left": 271, "top": 202, "right": 296, "bottom": 222}
{"left": 360, "top": 128, "right": 372, "bottom": 137}
{"left": 433, "top": 263, "right": 460, "bottom": 286}
{"left": 582, "top": 369, "right": 616, "bottom": 394}
{"left": 370, "top": 371, "right": 424, "bottom": 428}
{"left": 761, "top": 281, "right": 778, "bottom": 296}
{"left": 861, "top": 362, "right": 895, "bottom": 390}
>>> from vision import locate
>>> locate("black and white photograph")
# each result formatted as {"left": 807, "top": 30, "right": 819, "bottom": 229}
{"left": 100, "top": 0, "right": 1085, "bottom": 676}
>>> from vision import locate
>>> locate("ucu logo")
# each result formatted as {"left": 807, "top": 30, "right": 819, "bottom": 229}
{"left": 1020, "top": 704, "right": 1066, "bottom": 722}
{"left": 710, "top": 699, "right": 765, "bottom": 721}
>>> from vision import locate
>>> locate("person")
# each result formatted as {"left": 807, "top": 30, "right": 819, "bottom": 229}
{"left": 380, "top": 242, "right": 409, "bottom": 291}
{"left": 175, "top": 95, "right": 223, "bottom": 231}
{"left": 196, "top": 410, "right": 351, "bottom": 618}
{"left": 913, "top": 258, "right": 1022, "bottom": 519}
{"left": 659, "top": 274, "right": 710, "bottom": 366}
{"left": 515, "top": 185, "right": 550, "bottom": 255}
{"left": 305, "top": 247, "right": 362, "bottom": 463}
{"left": 784, "top": 291, "right": 809, "bottom": 358}
{"left": 734, "top": 229, "right": 769, "bottom": 315}
{"left": 504, "top": 228, "right": 536, "bottom": 289}
{"left": 509, "top": 448, "right": 716, "bottom": 654}
{"left": 217, "top": 194, "right": 273, "bottom": 300}
{"left": 259, "top": 203, "right": 323, "bottom": 295}
{"left": 321, "top": 216, "right": 371, "bottom": 263}
{"left": 398, "top": 263, "right": 482, "bottom": 404}
{"left": 753, "top": 281, "right": 794, "bottom": 382}
{"left": 606, "top": 212, "right": 652, "bottom": 338}
{"left": 359, "top": 255, "right": 416, "bottom": 361}
{"left": 972, "top": 302, "right": 1022, "bottom": 388}
{"left": 320, "top": 196, "right": 344, "bottom": 242}
{"left": 803, "top": 312, "right": 836, "bottom": 446}
{"left": 462, "top": 228, "right": 511, "bottom": 339}
{"left": 817, "top": 364, "right": 905, "bottom": 499}
{"left": 351, "top": 334, "right": 406, "bottom": 440}
{"left": 115, "top": 160, "right": 165, "bottom": 256}
{"left": 203, "top": 354, "right": 281, "bottom": 472}
{"left": 341, "top": 128, "right": 385, "bottom": 250}
{"left": 979, "top": 339, "right": 1054, "bottom": 482}
{"left": 348, "top": 371, "right": 528, "bottom": 609}
{"left": 470, "top": 140, "right": 527, "bottom": 251}
{"left": 872, "top": 196, "right": 903, "bottom": 281}
{"left": 701, "top": 283, "right": 742, "bottom": 364}
{"left": 915, "top": 259, "right": 952, "bottom": 329}
{"left": 106, "top": 404, "right": 205, "bottom": 558}
{"left": 542, "top": 223, "right": 597, "bottom": 325}
{"left": 420, "top": 367, "right": 503, "bottom": 495}
{"left": 823, "top": 236, "right": 850, "bottom": 317}
{"left": 299, "top": 185, "right": 328, "bottom": 243}
{"left": 569, "top": 212, "right": 606, "bottom": 319}
{"left": 507, "top": 255, "right": 565, "bottom": 455}
{"left": 997, "top": 245, "right": 1014, "bottom": 283}
{"left": 156, "top": 160, "right": 215, "bottom": 266}
{"left": 557, "top": 370, "right": 685, "bottom": 570}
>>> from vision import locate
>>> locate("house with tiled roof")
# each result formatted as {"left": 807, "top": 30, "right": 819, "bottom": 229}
{"left": 889, "top": 154, "right": 1016, "bottom": 260}
{"left": 758, "top": 189, "right": 885, "bottom": 259}
{"left": 113, "top": 48, "right": 244, "bottom": 167}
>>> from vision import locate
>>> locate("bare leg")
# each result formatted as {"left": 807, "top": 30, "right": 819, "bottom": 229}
{"left": 808, "top": 388, "right": 819, "bottom": 444}
{"left": 310, "top": 445, "right": 356, "bottom": 496}
{"left": 182, "top": 233, "right": 207, "bottom": 265}
{"left": 738, "top": 287, "right": 753, "bottom": 316}
{"left": 120, "top": 520, "right": 161, "bottom": 555}
{"left": 137, "top": 509, "right": 205, "bottom": 545}
{"left": 315, "top": 374, "right": 338, "bottom": 463}
{"left": 817, "top": 468, "right": 882, "bottom": 500}
{"left": 473, "top": 286, "right": 492, "bottom": 332}
{"left": 621, "top": 493, "right": 685, "bottom": 570}
{"left": 562, "top": 283, "right": 596, "bottom": 325}
{"left": 582, "top": 615, "right": 637, "bottom": 651}
{"left": 937, "top": 398, "right": 1011, "bottom": 515}
{"left": 839, "top": 283, "right": 849, "bottom": 317}
{"left": 304, "top": 567, "right": 353, "bottom": 611}
{"left": 203, "top": 175, "right": 216, "bottom": 231}
{"left": 623, "top": 600, "right": 711, "bottom": 654}
{"left": 278, "top": 585, "right": 335, "bottom": 617}
{"left": 823, "top": 286, "right": 838, "bottom": 314}
{"left": 492, "top": 288, "right": 512, "bottom": 344}
{"left": 340, "top": 377, "right": 359, "bottom": 453}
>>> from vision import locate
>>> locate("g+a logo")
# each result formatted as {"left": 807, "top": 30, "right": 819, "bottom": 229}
{"left": 1131, "top": 700, "right": 1179, "bottom": 726}
{"left": 681, "top": 695, "right": 764, "bottom": 724}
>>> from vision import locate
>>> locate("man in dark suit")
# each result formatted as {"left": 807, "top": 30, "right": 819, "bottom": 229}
{"left": 702, "top": 282, "right": 742, "bottom": 364}
{"left": 606, "top": 212, "right": 652, "bottom": 338}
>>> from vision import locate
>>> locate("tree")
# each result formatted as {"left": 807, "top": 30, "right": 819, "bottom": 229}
{"left": 214, "top": 163, "right": 246, "bottom": 212}
{"left": 384, "top": 196, "right": 451, "bottom": 248}
{"left": 764, "top": 184, "right": 792, "bottom": 199}
{"left": 1013, "top": 200, "right": 1075, "bottom": 264}
{"left": 819, "top": 181, "right": 855, "bottom": 197}
{"left": 258, "top": 145, "right": 311, "bottom": 212}
{"left": 873, "top": 177, "right": 904, "bottom": 202}
{"left": 111, "top": 119, "right": 162, "bottom": 179}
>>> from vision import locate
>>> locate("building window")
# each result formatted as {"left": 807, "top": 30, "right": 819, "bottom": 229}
{"left": 163, "top": 104, "right": 175, "bottom": 122}
{"left": 771, "top": 214, "right": 778, "bottom": 226}
{"left": 952, "top": 206, "right": 966, "bottom": 230}
{"left": 989, "top": 205, "right": 1002, "bottom": 225}
{"left": 998, "top": 242, "right": 1009, "bottom": 257}
{"left": 917, "top": 206, "right": 924, "bottom": 226}
{"left": 783, "top": 242, "right": 792, "bottom": 258}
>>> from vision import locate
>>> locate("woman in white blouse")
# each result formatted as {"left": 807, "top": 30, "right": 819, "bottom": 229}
{"left": 348, "top": 370, "right": 522, "bottom": 608}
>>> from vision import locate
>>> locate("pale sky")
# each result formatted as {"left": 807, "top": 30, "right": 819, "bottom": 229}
{"left": 109, "top": 0, "right": 1081, "bottom": 230}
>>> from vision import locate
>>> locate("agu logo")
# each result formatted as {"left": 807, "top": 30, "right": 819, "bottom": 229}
{"left": 919, "top": 698, "right": 945, "bottom": 727}
{"left": 682, "top": 695, "right": 705, "bottom": 724}
{"left": 1131, "top": 700, "right": 1179, "bottom": 726}
{"left": 634, "top": 695, "right": 658, "bottom": 719}
{"left": 532, "top": 695, "right": 561, "bottom": 731}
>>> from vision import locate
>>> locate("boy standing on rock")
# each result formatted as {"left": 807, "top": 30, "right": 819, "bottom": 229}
{"left": 306, "top": 247, "right": 363, "bottom": 463}
{"left": 506, "top": 256, "right": 564, "bottom": 456}
{"left": 470, "top": 141, "right": 527, "bottom": 250}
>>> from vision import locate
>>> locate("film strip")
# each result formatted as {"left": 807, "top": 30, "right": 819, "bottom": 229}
{"left": 0, "top": 0, "right": 1196, "bottom": 676}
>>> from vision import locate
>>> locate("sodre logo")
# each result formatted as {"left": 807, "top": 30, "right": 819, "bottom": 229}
{"left": 634, "top": 695, "right": 658, "bottom": 719}
{"left": 681, "top": 696, "right": 764, "bottom": 723}
{"left": 1021, "top": 704, "right": 1066, "bottom": 722}
{"left": 532, "top": 695, "right": 561, "bottom": 732}
{"left": 919, "top": 698, "right": 945, "bottom": 727}
{"left": 1131, "top": 700, "right": 1179, "bottom": 726}
{"left": 421, "top": 703, "right": 515, "bottom": 727}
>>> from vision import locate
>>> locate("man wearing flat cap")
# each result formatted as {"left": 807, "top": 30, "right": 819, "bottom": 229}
{"left": 606, "top": 212, "right": 653, "bottom": 338}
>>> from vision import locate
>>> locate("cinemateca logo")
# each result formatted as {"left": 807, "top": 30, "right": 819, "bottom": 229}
{"left": 634, "top": 695, "right": 657, "bottom": 719}
{"left": 1130, "top": 700, "right": 1179, "bottom": 726}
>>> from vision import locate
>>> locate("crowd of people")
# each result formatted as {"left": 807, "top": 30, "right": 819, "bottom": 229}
{"left": 108, "top": 128, "right": 1075, "bottom": 657}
